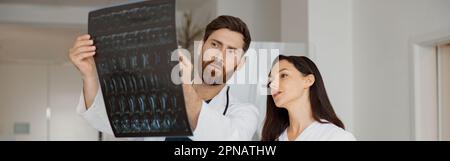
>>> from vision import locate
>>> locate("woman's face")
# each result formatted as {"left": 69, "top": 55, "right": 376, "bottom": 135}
{"left": 268, "top": 60, "right": 314, "bottom": 108}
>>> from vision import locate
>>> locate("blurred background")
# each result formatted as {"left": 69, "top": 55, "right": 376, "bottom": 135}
{"left": 0, "top": 0, "right": 449, "bottom": 141}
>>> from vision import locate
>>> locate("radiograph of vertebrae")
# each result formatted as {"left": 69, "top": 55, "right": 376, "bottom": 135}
{"left": 89, "top": 0, "right": 191, "bottom": 136}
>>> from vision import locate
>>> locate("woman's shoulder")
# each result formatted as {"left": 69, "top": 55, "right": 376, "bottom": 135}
{"left": 307, "top": 121, "right": 357, "bottom": 141}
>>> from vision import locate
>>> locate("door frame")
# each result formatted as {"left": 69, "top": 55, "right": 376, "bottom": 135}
{"left": 409, "top": 29, "right": 450, "bottom": 140}
{"left": 437, "top": 44, "right": 450, "bottom": 140}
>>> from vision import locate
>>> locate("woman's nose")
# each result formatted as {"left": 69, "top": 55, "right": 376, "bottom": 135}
{"left": 269, "top": 80, "right": 279, "bottom": 90}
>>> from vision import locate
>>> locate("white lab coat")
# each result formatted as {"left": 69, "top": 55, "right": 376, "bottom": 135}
{"left": 278, "top": 120, "right": 356, "bottom": 141}
{"left": 76, "top": 85, "right": 259, "bottom": 141}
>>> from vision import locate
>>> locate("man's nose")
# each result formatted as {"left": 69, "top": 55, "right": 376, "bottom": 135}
{"left": 214, "top": 49, "right": 225, "bottom": 63}
{"left": 220, "top": 48, "right": 227, "bottom": 59}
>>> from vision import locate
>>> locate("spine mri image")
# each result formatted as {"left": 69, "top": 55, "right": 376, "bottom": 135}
{"left": 88, "top": 0, "right": 192, "bottom": 137}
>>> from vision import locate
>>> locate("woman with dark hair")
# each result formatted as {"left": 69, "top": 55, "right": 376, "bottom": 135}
{"left": 262, "top": 55, "right": 355, "bottom": 141}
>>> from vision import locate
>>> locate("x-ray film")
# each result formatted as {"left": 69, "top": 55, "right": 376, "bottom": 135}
{"left": 88, "top": 0, "right": 192, "bottom": 137}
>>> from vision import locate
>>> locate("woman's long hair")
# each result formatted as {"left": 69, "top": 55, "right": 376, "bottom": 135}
{"left": 261, "top": 55, "right": 344, "bottom": 141}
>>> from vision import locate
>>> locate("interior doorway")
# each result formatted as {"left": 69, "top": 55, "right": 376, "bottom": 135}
{"left": 437, "top": 44, "right": 450, "bottom": 140}
{"left": 412, "top": 30, "right": 450, "bottom": 141}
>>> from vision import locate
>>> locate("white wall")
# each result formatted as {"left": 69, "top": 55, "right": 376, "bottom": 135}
{"left": 216, "top": 0, "right": 281, "bottom": 42}
{"left": 352, "top": 0, "right": 450, "bottom": 140}
{"left": 0, "top": 62, "right": 98, "bottom": 141}
{"left": 281, "top": 0, "right": 308, "bottom": 43}
{"left": 308, "top": 0, "right": 354, "bottom": 132}
{"left": 48, "top": 65, "right": 98, "bottom": 141}
{"left": 0, "top": 63, "right": 48, "bottom": 140}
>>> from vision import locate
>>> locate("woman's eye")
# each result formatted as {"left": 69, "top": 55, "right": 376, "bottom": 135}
{"left": 280, "top": 74, "right": 288, "bottom": 79}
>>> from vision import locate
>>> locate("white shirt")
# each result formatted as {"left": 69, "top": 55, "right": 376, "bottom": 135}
{"left": 278, "top": 121, "right": 356, "bottom": 141}
{"left": 76, "top": 85, "right": 259, "bottom": 141}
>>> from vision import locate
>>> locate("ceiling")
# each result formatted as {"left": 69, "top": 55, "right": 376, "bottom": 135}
{"left": 0, "top": 0, "right": 129, "bottom": 6}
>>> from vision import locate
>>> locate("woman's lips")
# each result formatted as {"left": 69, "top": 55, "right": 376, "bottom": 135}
{"left": 272, "top": 91, "right": 282, "bottom": 99}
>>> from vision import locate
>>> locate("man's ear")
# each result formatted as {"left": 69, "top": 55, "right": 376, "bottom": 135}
{"left": 304, "top": 74, "right": 315, "bottom": 88}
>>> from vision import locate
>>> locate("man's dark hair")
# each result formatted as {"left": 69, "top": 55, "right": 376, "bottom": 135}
{"left": 203, "top": 15, "right": 251, "bottom": 52}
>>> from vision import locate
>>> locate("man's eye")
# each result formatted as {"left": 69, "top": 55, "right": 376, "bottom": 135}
{"left": 212, "top": 42, "right": 218, "bottom": 48}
